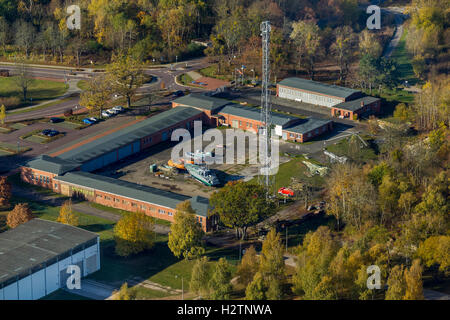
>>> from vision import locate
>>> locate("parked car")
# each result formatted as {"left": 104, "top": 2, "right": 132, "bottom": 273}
{"left": 112, "top": 106, "right": 124, "bottom": 113}
{"left": 83, "top": 118, "right": 95, "bottom": 125}
{"left": 49, "top": 117, "right": 63, "bottom": 123}
{"left": 41, "top": 129, "right": 51, "bottom": 136}
{"left": 89, "top": 117, "right": 99, "bottom": 123}
{"left": 106, "top": 109, "right": 118, "bottom": 115}
{"left": 172, "top": 90, "right": 184, "bottom": 97}
{"left": 46, "top": 130, "right": 59, "bottom": 137}
{"left": 101, "top": 111, "right": 112, "bottom": 118}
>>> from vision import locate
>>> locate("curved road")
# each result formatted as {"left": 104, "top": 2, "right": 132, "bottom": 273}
{"left": 2, "top": 56, "right": 211, "bottom": 122}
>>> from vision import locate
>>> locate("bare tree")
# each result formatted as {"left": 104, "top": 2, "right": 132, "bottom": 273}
{"left": 14, "top": 20, "right": 36, "bottom": 58}
{"left": 13, "top": 58, "right": 34, "bottom": 102}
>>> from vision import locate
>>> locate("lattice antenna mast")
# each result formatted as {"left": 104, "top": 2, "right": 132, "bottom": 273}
{"left": 259, "top": 21, "right": 275, "bottom": 196}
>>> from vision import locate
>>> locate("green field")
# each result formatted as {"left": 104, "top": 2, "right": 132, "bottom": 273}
{"left": 0, "top": 77, "right": 68, "bottom": 109}
{"left": 390, "top": 30, "right": 419, "bottom": 86}
{"left": 326, "top": 136, "right": 378, "bottom": 164}
{"left": 250, "top": 156, "right": 326, "bottom": 191}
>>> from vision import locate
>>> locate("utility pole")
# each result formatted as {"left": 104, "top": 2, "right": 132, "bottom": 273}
{"left": 258, "top": 21, "right": 275, "bottom": 198}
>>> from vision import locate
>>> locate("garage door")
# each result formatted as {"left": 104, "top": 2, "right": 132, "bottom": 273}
{"left": 85, "top": 254, "right": 98, "bottom": 275}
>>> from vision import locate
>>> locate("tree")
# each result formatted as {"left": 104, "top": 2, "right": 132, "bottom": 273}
{"left": 358, "top": 54, "right": 378, "bottom": 93}
{"left": 168, "top": 200, "right": 205, "bottom": 259}
{"left": 189, "top": 256, "right": 211, "bottom": 298}
{"left": 14, "top": 20, "right": 35, "bottom": 57}
{"left": 417, "top": 236, "right": 450, "bottom": 274}
{"left": 245, "top": 271, "right": 266, "bottom": 300}
{"left": 404, "top": 259, "right": 424, "bottom": 300}
{"left": 113, "top": 212, "right": 154, "bottom": 257}
{"left": 209, "top": 258, "right": 233, "bottom": 300}
{"left": 260, "top": 229, "right": 285, "bottom": 282}
{"left": 0, "top": 176, "right": 12, "bottom": 207}
{"left": 385, "top": 265, "right": 406, "bottom": 300}
{"left": 210, "top": 181, "right": 275, "bottom": 240}
{"left": 7, "top": 203, "right": 33, "bottom": 228}
{"left": 292, "top": 226, "right": 338, "bottom": 299}
{"left": 326, "top": 163, "right": 377, "bottom": 231}
{"left": 79, "top": 75, "right": 112, "bottom": 118}
{"left": 57, "top": 200, "right": 79, "bottom": 226}
{"left": 331, "top": 26, "right": 355, "bottom": 82}
{"left": 359, "top": 30, "right": 382, "bottom": 58}
{"left": 290, "top": 20, "right": 321, "bottom": 79}
{"left": 13, "top": 58, "right": 34, "bottom": 102}
{"left": 236, "top": 245, "right": 259, "bottom": 286}
{"left": 113, "top": 282, "right": 132, "bottom": 300}
{"left": 0, "top": 16, "right": 8, "bottom": 52}
{"left": 107, "top": 53, "right": 146, "bottom": 109}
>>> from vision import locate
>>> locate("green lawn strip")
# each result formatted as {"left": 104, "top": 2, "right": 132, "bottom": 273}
{"left": 0, "top": 142, "right": 31, "bottom": 154}
{"left": 20, "top": 129, "right": 65, "bottom": 144}
{"left": 178, "top": 73, "right": 194, "bottom": 86}
{"left": 51, "top": 121, "right": 83, "bottom": 130}
{"left": 0, "top": 126, "right": 14, "bottom": 133}
{"left": 89, "top": 202, "right": 172, "bottom": 227}
{"left": 9, "top": 122, "right": 28, "bottom": 130}
{"left": 130, "top": 286, "right": 176, "bottom": 299}
{"left": 40, "top": 289, "right": 93, "bottom": 300}
{"left": 0, "top": 77, "right": 69, "bottom": 110}
{"left": 390, "top": 29, "right": 419, "bottom": 86}
{"left": 7, "top": 97, "right": 76, "bottom": 116}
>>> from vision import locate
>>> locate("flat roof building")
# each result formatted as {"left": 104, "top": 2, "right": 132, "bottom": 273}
{"left": 0, "top": 219, "right": 100, "bottom": 300}
{"left": 276, "top": 77, "right": 381, "bottom": 120}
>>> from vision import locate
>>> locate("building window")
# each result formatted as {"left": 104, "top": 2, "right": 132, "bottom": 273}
{"left": 168, "top": 212, "right": 173, "bottom": 216}
{"left": 239, "top": 121, "right": 242, "bottom": 126}
{"left": 132, "top": 203, "right": 137, "bottom": 207}
{"left": 249, "top": 123, "right": 252, "bottom": 128}
{"left": 115, "top": 198, "right": 120, "bottom": 203}
{"left": 158, "top": 209, "right": 166, "bottom": 214}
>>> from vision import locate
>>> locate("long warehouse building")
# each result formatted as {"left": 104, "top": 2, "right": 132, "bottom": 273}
{"left": 0, "top": 219, "right": 100, "bottom": 300}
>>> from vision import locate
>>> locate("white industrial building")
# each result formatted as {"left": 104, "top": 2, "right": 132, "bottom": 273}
{"left": 0, "top": 219, "right": 100, "bottom": 300}
{"left": 277, "top": 77, "right": 362, "bottom": 107}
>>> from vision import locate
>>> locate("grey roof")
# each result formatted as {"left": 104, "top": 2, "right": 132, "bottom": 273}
{"left": 54, "top": 171, "right": 209, "bottom": 216}
{"left": 24, "top": 155, "right": 80, "bottom": 175}
{"left": 278, "top": 77, "right": 361, "bottom": 99}
{"left": 0, "top": 219, "right": 98, "bottom": 286}
{"left": 58, "top": 107, "right": 202, "bottom": 164}
{"left": 174, "top": 93, "right": 231, "bottom": 112}
{"left": 284, "top": 118, "right": 333, "bottom": 135}
{"left": 219, "top": 104, "right": 295, "bottom": 127}
{"left": 190, "top": 195, "right": 211, "bottom": 218}
{"left": 333, "top": 96, "right": 380, "bottom": 112}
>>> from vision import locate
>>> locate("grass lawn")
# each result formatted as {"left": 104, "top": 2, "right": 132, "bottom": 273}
{"left": 390, "top": 29, "right": 419, "bottom": 86}
{"left": 77, "top": 80, "right": 89, "bottom": 91}
{"left": 179, "top": 73, "right": 194, "bottom": 86}
{"left": 250, "top": 156, "right": 326, "bottom": 191}
{"left": 0, "top": 142, "right": 31, "bottom": 154}
{"left": 326, "top": 136, "right": 378, "bottom": 164}
{"left": 0, "top": 77, "right": 68, "bottom": 110}
{"left": 199, "top": 65, "right": 231, "bottom": 81}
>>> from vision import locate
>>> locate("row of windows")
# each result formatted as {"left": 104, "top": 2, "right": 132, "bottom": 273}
{"left": 280, "top": 87, "right": 337, "bottom": 104}
{"left": 31, "top": 173, "right": 50, "bottom": 184}
{"left": 95, "top": 194, "right": 174, "bottom": 216}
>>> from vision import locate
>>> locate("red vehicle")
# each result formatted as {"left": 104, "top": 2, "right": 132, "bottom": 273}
{"left": 278, "top": 187, "right": 294, "bottom": 197}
